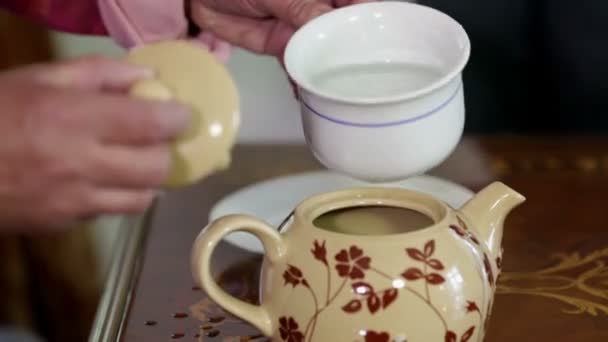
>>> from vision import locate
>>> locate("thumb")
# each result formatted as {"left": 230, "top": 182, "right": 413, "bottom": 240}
{"left": 40, "top": 55, "right": 154, "bottom": 91}
{"left": 262, "top": 0, "right": 332, "bottom": 28}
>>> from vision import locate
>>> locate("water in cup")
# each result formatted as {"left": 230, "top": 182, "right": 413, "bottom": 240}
{"left": 310, "top": 62, "right": 443, "bottom": 100}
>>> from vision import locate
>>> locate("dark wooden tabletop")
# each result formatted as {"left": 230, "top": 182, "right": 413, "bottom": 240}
{"left": 114, "top": 136, "right": 608, "bottom": 341}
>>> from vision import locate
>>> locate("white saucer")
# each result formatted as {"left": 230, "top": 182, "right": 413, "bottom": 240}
{"left": 209, "top": 170, "right": 474, "bottom": 253}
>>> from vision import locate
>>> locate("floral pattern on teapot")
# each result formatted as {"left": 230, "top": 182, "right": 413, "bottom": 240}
{"left": 275, "top": 216, "right": 493, "bottom": 342}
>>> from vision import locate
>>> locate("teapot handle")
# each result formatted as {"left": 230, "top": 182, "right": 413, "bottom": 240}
{"left": 191, "top": 214, "right": 285, "bottom": 337}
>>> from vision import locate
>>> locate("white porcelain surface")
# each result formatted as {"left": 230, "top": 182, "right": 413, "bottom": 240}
{"left": 209, "top": 171, "right": 474, "bottom": 253}
{"left": 284, "top": 1, "right": 471, "bottom": 182}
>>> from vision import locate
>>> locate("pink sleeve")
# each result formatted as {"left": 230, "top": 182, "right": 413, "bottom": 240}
{"left": 97, "top": 0, "right": 231, "bottom": 61}
{"left": 0, "top": 0, "right": 230, "bottom": 61}
{"left": 96, "top": 0, "right": 187, "bottom": 48}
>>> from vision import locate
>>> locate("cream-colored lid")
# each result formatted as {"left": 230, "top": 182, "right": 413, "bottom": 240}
{"left": 126, "top": 40, "right": 240, "bottom": 188}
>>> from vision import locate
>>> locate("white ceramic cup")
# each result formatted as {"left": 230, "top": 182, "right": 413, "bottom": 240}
{"left": 284, "top": 1, "right": 471, "bottom": 183}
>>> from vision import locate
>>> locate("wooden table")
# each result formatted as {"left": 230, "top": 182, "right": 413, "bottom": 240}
{"left": 89, "top": 136, "right": 608, "bottom": 341}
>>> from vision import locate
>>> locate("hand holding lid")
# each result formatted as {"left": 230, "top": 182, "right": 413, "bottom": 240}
{"left": 126, "top": 41, "right": 240, "bottom": 188}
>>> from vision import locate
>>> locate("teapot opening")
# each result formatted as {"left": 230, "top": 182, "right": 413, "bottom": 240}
{"left": 297, "top": 187, "right": 448, "bottom": 238}
{"left": 313, "top": 205, "right": 435, "bottom": 236}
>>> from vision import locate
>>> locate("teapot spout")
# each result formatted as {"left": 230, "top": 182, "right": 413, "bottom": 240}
{"left": 459, "top": 182, "right": 525, "bottom": 260}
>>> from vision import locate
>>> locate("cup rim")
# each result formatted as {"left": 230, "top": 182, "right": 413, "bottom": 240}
{"left": 283, "top": 1, "right": 471, "bottom": 105}
{"left": 293, "top": 187, "right": 450, "bottom": 240}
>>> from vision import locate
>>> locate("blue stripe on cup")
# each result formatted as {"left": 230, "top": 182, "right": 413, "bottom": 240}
{"left": 301, "top": 82, "right": 462, "bottom": 128}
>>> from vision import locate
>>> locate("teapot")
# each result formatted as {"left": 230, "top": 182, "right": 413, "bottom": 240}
{"left": 192, "top": 182, "right": 525, "bottom": 341}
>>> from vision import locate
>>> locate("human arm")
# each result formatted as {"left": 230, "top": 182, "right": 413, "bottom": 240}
{"left": 190, "top": 0, "right": 373, "bottom": 59}
{"left": 0, "top": 0, "right": 185, "bottom": 43}
{"left": 0, "top": 0, "right": 106, "bottom": 35}
{"left": 0, "top": 0, "right": 230, "bottom": 62}
{"left": 0, "top": 56, "right": 191, "bottom": 232}
{"left": 0, "top": 0, "right": 372, "bottom": 62}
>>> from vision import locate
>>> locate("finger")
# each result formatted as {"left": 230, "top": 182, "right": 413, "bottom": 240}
{"left": 34, "top": 183, "right": 93, "bottom": 226}
{"left": 261, "top": 0, "right": 332, "bottom": 27}
{"left": 263, "top": 20, "right": 296, "bottom": 58}
{"left": 200, "top": 0, "right": 269, "bottom": 18}
{"left": 74, "top": 92, "right": 192, "bottom": 144}
{"left": 202, "top": 0, "right": 332, "bottom": 27}
{"left": 86, "top": 188, "right": 157, "bottom": 214}
{"left": 40, "top": 55, "right": 155, "bottom": 92}
{"left": 332, "top": 0, "right": 372, "bottom": 7}
{"left": 192, "top": 4, "right": 288, "bottom": 55}
{"left": 38, "top": 183, "right": 156, "bottom": 224}
{"left": 87, "top": 144, "right": 172, "bottom": 188}
{"left": 193, "top": 32, "right": 232, "bottom": 63}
